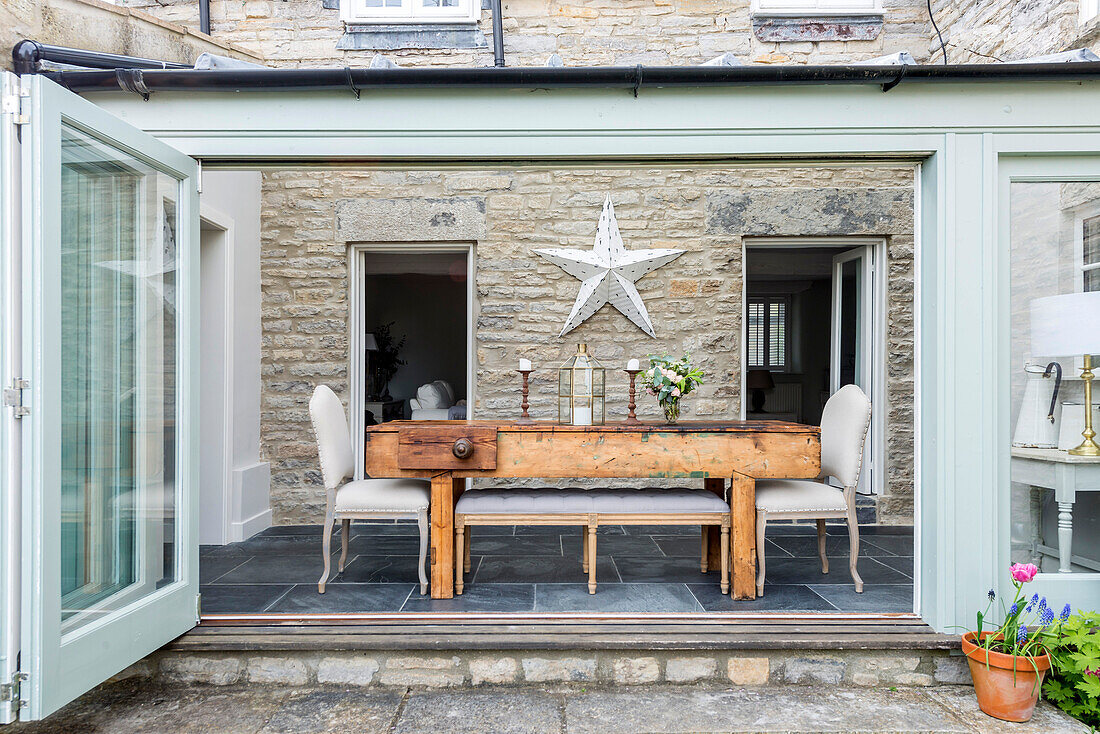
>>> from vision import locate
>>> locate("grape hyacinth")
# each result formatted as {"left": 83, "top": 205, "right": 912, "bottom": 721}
{"left": 1061, "top": 603, "right": 1072, "bottom": 621}
{"left": 1009, "top": 602, "right": 1019, "bottom": 616}
{"left": 987, "top": 588, "right": 996, "bottom": 601}
{"left": 1017, "top": 625, "right": 1029, "bottom": 643}
{"left": 1040, "top": 607, "right": 1055, "bottom": 626}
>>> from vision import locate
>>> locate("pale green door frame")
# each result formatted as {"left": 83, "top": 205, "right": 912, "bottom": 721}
{"left": 67, "top": 79, "right": 1100, "bottom": 634}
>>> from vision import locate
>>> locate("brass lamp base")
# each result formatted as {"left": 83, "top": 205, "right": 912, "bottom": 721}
{"left": 1068, "top": 354, "right": 1100, "bottom": 457}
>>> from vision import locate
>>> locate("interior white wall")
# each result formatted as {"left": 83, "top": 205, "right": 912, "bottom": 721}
{"left": 200, "top": 170, "right": 270, "bottom": 544}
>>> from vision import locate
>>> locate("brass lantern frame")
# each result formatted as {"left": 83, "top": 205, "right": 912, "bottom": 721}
{"left": 558, "top": 343, "right": 605, "bottom": 425}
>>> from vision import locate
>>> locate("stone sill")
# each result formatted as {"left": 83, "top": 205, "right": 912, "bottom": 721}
{"left": 337, "top": 23, "right": 488, "bottom": 51}
{"left": 752, "top": 14, "right": 884, "bottom": 43}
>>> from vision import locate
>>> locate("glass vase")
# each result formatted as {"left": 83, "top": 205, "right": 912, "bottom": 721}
{"left": 661, "top": 398, "right": 681, "bottom": 424}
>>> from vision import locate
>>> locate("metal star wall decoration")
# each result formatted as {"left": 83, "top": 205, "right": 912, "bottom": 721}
{"left": 534, "top": 195, "right": 685, "bottom": 338}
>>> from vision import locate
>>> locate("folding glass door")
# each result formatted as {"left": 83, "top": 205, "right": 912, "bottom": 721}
{"left": 5, "top": 73, "right": 199, "bottom": 721}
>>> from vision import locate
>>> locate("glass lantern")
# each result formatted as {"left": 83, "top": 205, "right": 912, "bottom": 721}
{"left": 558, "top": 343, "right": 605, "bottom": 425}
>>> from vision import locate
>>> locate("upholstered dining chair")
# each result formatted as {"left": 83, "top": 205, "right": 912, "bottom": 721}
{"left": 309, "top": 384, "right": 431, "bottom": 594}
{"left": 754, "top": 383, "right": 872, "bottom": 597}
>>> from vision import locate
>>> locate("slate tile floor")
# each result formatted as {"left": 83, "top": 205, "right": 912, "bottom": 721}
{"left": 200, "top": 521, "right": 914, "bottom": 614}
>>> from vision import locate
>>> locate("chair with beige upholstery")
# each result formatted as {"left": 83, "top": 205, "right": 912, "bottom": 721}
{"left": 309, "top": 384, "right": 431, "bottom": 594}
{"left": 754, "top": 383, "right": 872, "bottom": 596}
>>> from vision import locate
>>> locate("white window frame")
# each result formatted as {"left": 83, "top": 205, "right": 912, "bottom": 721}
{"left": 341, "top": 0, "right": 479, "bottom": 24}
{"left": 746, "top": 295, "right": 792, "bottom": 372}
{"left": 751, "top": 0, "right": 882, "bottom": 16}
{"left": 1081, "top": 0, "right": 1099, "bottom": 25}
{"left": 1076, "top": 206, "right": 1100, "bottom": 293}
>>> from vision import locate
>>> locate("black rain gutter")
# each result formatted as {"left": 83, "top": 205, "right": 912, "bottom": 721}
{"left": 13, "top": 40, "right": 189, "bottom": 77}
{"left": 39, "top": 61, "right": 1100, "bottom": 96}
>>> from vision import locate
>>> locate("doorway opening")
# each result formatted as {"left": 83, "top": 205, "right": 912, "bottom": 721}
{"left": 350, "top": 245, "right": 474, "bottom": 479}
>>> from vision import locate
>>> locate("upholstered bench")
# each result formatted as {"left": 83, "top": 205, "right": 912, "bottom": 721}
{"left": 454, "top": 488, "right": 730, "bottom": 595}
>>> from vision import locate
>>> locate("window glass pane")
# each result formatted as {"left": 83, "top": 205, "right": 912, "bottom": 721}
{"left": 747, "top": 300, "right": 764, "bottom": 367}
{"left": 768, "top": 300, "right": 786, "bottom": 368}
{"left": 1084, "top": 214, "right": 1100, "bottom": 267}
{"left": 1009, "top": 181, "right": 1100, "bottom": 576}
{"left": 423, "top": 0, "right": 459, "bottom": 5}
{"left": 60, "top": 125, "right": 179, "bottom": 633}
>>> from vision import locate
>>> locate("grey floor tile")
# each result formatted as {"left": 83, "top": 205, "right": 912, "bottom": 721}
{"left": 562, "top": 534, "right": 665, "bottom": 558}
{"left": 535, "top": 583, "right": 702, "bottom": 613}
{"left": 395, "top": 690, "right": 561, "bottom": 734}
{"left": 199, "top": 554, "right": 252, "bottom": 584}
{"left": 335, "top": 554, "right": 427, "bottom": 584}
{"left": 767, "top": 533, "right": 897, "bottom": 558}
{"left": 199, "top": 584, "right": 294, "bottom": 614}
{"left": 614, "top": 555, "right": 718, "bottom": 584}
{"left": 688, "top": 583, "right": 837, "bottom": 612}
{"left": 261, "top": 690, "right": 403, "bottom": 734}
{"left": 265, "top": 583, "right": 415, "bottom": 613}
{"left": 212, "top": 553, "right": 334, "bottom": 585}
{"left": 258, "top": 524, "right": 322, "bottom": 536}
{"left": 808, "top": 582, "right": 914, "bottom": 613}
{"left": 759, "top": 555, "right": 910, "bottom": 586}
{"left": 858, "top": 534, "right": 915, "bottom": 556}
{"left": 474, "top": 555, "right": 617, "bottom": 584}
{"left": 651, "top": 534, "right": 705, "bottom": 557}
{"left": 402, "top": 583, "right": 535, "bottom": 613}
{"left": 468, "top": 534, "right": 566, "bottom": 556}
{"left": 873, "top": 555, "right": 915, "bottom": 578}
{"left": 622, "top": 524, "right": 697, "bottom": 536}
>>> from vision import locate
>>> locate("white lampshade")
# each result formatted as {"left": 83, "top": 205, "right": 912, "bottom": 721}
{"left": 1030, "top": 292, "right": 1100, "bottom": 358}
{"left": 363, "top": 333, "right": 379, "bottom": 352}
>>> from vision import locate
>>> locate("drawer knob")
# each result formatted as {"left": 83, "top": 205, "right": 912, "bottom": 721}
{"left": 452, "top": 437, "right": 475, "bottom": 459}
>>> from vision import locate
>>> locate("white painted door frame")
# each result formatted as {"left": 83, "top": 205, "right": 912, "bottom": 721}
{"left": 198, "top": 205, "right": 235, "bottom": 545}
{"left": 741, "top": 237, "right": 888, "bottom": 498}
{"left": 348, "top": 242, "right": 476, "bottom": 480}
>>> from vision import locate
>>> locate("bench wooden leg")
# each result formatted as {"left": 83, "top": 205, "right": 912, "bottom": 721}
{"left": 730, "top": 471, "right": 756, "bottom": 600}
{"left": 700, "top": 525, "right": 710, "bottom": 573}
{"left": 704, "top": 478, "right": 725, "bottom": 571}
{"left": 587, "top": 515, "right": 597, "bottom": 594}
{"left": 455, "top": 520, "right": 465, "bottom": 595}
{"left": 582, "top": 527, "right": 589, "bottom": 573}
{"left": 720, "top": 523, "right": 730, "bottom": 595}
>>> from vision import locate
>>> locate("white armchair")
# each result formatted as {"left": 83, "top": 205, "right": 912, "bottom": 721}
{"left": 754, "top": 383, "right": 872, "bottom": 596}
{"left": 309, "top": 385, "right": 431, "bottom": 594}
{"left": 409, "top": 379, "right": 466, "bottom": 420}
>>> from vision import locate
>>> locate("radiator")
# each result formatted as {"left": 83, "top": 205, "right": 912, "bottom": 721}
{"left": 766, "top": 382, "right": 802, "bottom": 422}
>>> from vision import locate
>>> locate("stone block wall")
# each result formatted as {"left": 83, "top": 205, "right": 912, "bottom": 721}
{"left": 115, "top": 0, "right": 933, "bottom": 66}
{"left": 260, "top": 165, "right": 915, "bottom": 526}
{"left": 927, "top": 0, "right": 1099, "bottom": 63}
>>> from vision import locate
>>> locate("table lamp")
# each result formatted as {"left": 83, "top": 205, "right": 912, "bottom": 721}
{"left": 1030, "top": 292, "right": 1100, "bottom": 456}
{"left": 746, "top": 369, "right": 775, "bottom": 414}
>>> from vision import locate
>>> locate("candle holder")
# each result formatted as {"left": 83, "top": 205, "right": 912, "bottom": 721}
{"left": 624, "top": 369, "right": 642, "bottom": 424}
{"left": 517, "top": 369, "right": 534, "bottom": 423}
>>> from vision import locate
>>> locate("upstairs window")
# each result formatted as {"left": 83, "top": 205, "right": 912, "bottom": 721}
{"left": 747, "top": 296, "right": 790, "bottom": 371}
{"left": 752, "top": 0, "right": 881, "bottom": 14}
{"left": 1082, "top": 212, "right": 1100, "bottom": 292}
{"left": 1082, "top": 0, "right": 1099, "bottom": 25}
{"left": 341, "top": 0, "right": 479, "bottom": 23}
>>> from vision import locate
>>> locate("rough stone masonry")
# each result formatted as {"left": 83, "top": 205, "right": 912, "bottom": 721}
{"left": 260, "top": 164, "right": 915, "bottom": 526}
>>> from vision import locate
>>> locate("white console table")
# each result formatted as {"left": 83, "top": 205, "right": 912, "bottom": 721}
{"left": 1011, "top": 447, "right": 1100, "bottom": 573}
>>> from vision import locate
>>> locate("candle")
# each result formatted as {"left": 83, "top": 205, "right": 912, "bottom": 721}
{"left": 573, "top": 405, "right": 593, "bottom": 426}
{"left": 519, "top": 358, "right": 532, "bottom": 371}
{"left": 627, "top": 358, "right": 640, "bottom": 371}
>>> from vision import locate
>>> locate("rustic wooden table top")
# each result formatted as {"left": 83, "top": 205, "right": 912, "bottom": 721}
{"left": 365, "top": 419, "right": 820, "bottom": 434}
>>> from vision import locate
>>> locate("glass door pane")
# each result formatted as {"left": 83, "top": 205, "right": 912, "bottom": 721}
{"left": 20, "top": 74, "right": 198, "bottom": 721}
{"left": 831, "top": 246, "right": 875, "bottom": 495}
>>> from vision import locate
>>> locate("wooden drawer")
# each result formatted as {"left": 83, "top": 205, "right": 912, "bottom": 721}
{"left": 397, "top": 424, "right": 498, "bottom": 471}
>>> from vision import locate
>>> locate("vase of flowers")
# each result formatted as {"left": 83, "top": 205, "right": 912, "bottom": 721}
{"left": 962, "top": 563, "right": 1066, "bottom": 722}
{"left": 644, "top": 354, "right": 704, "bottom": 424}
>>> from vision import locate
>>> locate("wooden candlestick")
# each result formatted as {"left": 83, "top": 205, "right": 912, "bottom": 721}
{"left": 517, "top": 369, "right": 533, "bottom": 423}
{"left": 624, "top": 369, "right": 641, "bottom": 424}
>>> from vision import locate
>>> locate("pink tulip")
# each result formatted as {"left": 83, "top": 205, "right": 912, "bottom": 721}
{"left": 1009, "top": 563, "right": 1039, "bottom": 583}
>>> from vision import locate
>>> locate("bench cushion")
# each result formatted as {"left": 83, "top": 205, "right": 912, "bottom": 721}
{"left": 455, "top": 488, "right": 728, "bottom": 515}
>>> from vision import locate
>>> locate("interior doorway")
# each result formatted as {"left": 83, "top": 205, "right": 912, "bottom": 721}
{"left": 742, "top": 238, "right": 886, "bottom": 498}
{"left": 350, "top": 245, "right": 474, "bottom": 479}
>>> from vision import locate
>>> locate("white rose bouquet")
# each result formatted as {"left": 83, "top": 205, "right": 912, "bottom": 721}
{"left": 644, "top": 354, "right": 704, "bottom": 423}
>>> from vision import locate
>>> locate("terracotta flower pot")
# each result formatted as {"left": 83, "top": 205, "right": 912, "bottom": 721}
{"left": 961, "top": 631, "right": 1051, "bottom": 723}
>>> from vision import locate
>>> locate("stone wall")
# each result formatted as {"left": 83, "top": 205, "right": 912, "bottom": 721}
{"left": 261, "top": 165, "right": 915, "bottom": 526}
{"left": 1, "top": 0, "right": 261, "bottom": 74}
{"left": 114, "top": 0, "right": 933, "bottom": 66}
{"left": 927, "top": 0, "right": 1100, "bottom": 62}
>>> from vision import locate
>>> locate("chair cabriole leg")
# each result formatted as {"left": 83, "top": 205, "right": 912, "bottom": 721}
{"left": 318, "top": 507, "right": 334, "bottom": 594}
{"left": 417, "top": 509, "right": 429, "bottom": 595}
{"left": 817, "top": 518, "right": 829, "bottom": 574}
{"left": 339, "top": 518, "right": 350, "bottom": 573}
{"left": 846, "top": 489, "right": 864, "bottom": 593}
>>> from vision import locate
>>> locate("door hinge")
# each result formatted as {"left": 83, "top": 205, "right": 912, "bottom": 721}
{"left": 3, "top": 378, "right": 29, "bottom": 418}
{"left": 2, "top": 88, "right": 31, "bottom": 126}
{"left": 1, "top": 672, "right": 28, "bottom": 712}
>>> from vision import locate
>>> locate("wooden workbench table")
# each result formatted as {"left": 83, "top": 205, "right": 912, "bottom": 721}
{"left": 363, "top": 420, "right": 821, "bottom": 600}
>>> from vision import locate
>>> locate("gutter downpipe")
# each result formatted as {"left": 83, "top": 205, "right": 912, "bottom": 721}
{"left": 12, "top": 40, "right": 189, "bottom": 76}
{"left": 42, "top": 61, "right": 1100, "bottom": 94}
{"left": 490, "top": 0, "right": 505, "bottom": 67}
{"left": 200, "top": 0, "right": 211, "bottom": 36}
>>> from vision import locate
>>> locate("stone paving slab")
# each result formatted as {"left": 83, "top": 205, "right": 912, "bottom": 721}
{"left": 7, "top": 678, "right": 1086, "bottom": 733}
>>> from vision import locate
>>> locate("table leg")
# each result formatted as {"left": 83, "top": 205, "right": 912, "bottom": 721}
{"left": 430, "top": 472, "right": 457, "bottom": 598}
{"left": 704, "top": 478, "right": 725, "bottom": 571}
{"left": 730, "top": 472, "right": 756, "bottom": 600}
{"left": 1058, "top": 501, "right": 1074, "bottom": 574}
